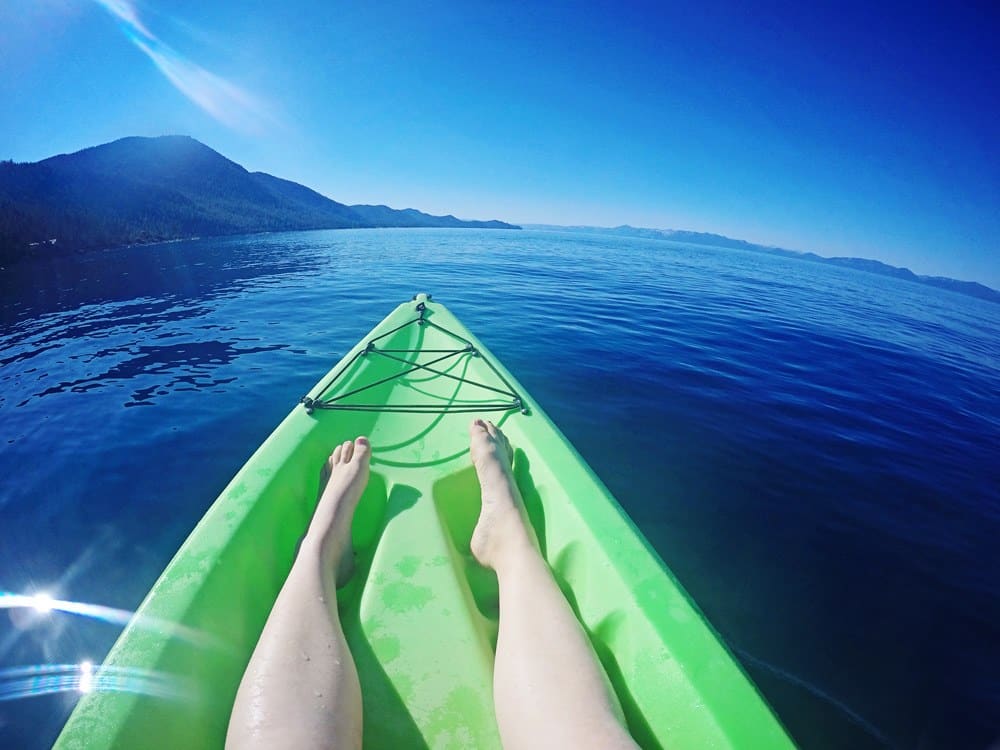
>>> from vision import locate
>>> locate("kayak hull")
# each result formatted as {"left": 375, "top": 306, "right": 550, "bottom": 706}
{"left": 55, "top": 294, "right": 793, "bottom": 749}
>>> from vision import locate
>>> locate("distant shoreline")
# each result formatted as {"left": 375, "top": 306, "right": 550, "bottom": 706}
{"left": 1, "top": 225, "right": 524, "bottom": 269}
{"left": 521, "top": 224, "right": 1000, "bottom": 304}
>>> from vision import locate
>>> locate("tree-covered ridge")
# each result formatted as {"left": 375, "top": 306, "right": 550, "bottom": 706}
{"left": 0, "top": 136, "right": 518, "bottom": 262}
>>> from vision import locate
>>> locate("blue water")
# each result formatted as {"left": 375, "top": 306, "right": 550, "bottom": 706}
{"left": 1, "top": 229, "right": 998, "bottom": 749}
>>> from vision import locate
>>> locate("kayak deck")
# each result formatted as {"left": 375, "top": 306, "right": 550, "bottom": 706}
{"left": 55, "top": 294, "right": 793, "bottom": 749}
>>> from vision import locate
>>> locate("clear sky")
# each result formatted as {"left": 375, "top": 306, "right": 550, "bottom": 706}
{"left": 1, "top": 1, "right": 997, "bottom": 286}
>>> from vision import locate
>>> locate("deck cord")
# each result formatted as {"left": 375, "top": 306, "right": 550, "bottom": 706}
{"left": 300, "top": 303, "right": 526, "bottom": 415}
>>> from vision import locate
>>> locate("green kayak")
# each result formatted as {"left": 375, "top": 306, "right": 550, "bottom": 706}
{"left": 55, "top": 294, "right": 793, "bottom": 749}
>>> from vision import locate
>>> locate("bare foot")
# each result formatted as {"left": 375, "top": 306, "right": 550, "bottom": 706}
{"left": 469, "top": 419, "right": 536, "bottom": 570}
{"left": 308, "top": 437, "right": 371, "bottom": 585}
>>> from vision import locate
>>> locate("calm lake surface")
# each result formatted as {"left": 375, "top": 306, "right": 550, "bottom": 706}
{"left": 1, "top": 228, "right": 998, "bottom": 749}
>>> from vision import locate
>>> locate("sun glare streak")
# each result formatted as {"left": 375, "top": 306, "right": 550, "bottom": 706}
{"left": 0, "top": 592, "right": 225, "bottom": 651}
{"left": 0, "top": 663, "right": 190, "bottom": 702}
{"left": 89, "top": 0, "right": 270, "bottom": 132}
{"left": 77, "top": 660, "right": 93, "bottom": 694}
{"left": 91, "top": 0, "right": 152, "bottom": 37}
{"left": 30, "top": 592, "right": 54, "bottom": 614}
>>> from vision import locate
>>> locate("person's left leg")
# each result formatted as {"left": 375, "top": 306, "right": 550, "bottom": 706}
{"left": 226, "top": 437, "right": 371, "bottom": 750}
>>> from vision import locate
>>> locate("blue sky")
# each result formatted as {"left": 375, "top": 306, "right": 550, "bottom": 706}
{"left": 1, "top": 1, "right": 997, "bottom": 285}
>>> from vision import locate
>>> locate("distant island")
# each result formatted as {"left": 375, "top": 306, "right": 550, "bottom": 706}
{"left": 0, "top": 135, "right": 519, "bottom": 262}
{"left": 524, "top": 224, "right": 1000, "bottom": 305}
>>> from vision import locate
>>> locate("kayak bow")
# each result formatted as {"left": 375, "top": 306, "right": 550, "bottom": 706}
{"left": 55, "top": 293, "right": 793, "bottom": 749}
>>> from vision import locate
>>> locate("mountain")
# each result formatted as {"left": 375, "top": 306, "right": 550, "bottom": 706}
{"left": 523, "top": 224, "right": 1000, "bottom": 304}
{"left": 821, "top": 257, "right": 999, "bottom": 303}
{"left": 0, "top": 136, "right": 518, "bottom": 261}
{"left": 349, "top": 204, "right": 513, "bottom": 229}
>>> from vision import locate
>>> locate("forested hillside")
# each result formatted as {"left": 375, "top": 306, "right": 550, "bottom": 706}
{"left": 0, "top": 136, "right": 517, "bottom": 262}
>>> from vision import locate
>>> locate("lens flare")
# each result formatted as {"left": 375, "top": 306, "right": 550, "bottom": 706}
{"left": 30, "top": 592, "right": 54, "bottom": 614}
{"left": 0, "top": 591, "right": 225, "bottom": 650}
{"left": 89, "top": 0, "right": 270, "bottom": 132}
{"left": 78, "top": 661, "right": 93, "bottom": 694}
{"left": 0, "top": 663, "right": 190, "bottom": 702}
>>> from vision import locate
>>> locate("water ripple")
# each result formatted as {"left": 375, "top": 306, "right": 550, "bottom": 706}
{"left": 1, "top": 229, "right": 998, "bottom": 749}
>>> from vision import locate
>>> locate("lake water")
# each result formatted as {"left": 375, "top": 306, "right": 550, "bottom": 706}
{"left": 1, "top": 228, "right": 998, "bottom": 749}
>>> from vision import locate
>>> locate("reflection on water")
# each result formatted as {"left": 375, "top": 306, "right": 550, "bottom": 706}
{"left": 1, "top": 229, "right": 998, "bottom": 749}
{"left": 0, "top": 236, "right": 329, "bottom": 329}
{"left": 27, "top": 339, "right": 286, "bottom": 408}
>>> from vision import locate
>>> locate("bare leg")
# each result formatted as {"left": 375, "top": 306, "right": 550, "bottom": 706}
{"left": 469, "top": 420, "right": 638, "bottom": 749}
{"left": 226, "top": 437, "right": 371, "bottom": 750}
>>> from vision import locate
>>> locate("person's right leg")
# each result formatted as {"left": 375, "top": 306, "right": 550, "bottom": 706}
{"left": 226, "top": 437, "right": 370, "bottom": 750}
{"left": 469, "top": 419, "right": 638, "bottom": 750}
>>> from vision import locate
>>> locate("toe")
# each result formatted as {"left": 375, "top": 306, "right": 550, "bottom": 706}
{"left": 341, "top": 439, "right": 354, "bottom": 463}
{"left": 330, "top": 443, "right": 343, "bottom": 466}
{"left": 485, "top": 420, "right": 498, "bottom": 438}
{"left": 470, "top": 418, "right": 488, "bottom": 436}
{"left": 352, "top": 436, "right": 371, "bottom": 463}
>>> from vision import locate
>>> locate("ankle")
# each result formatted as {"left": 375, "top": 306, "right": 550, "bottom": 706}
{"left": 490, "top": 531, "right": 541, "bottom": 577}
{"left": 485, "top": 511, "right": 537, "bottom": 564}
{"left": 299, "top": 520, "right": 345, "bottom": 567}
